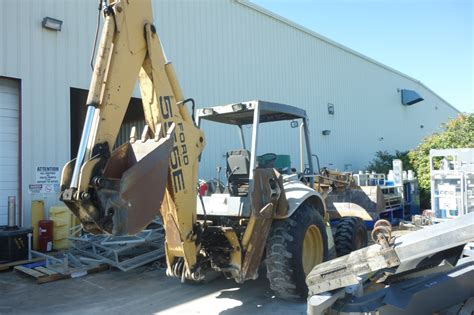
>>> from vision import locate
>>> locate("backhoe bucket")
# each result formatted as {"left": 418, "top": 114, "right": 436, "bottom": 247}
{"left": 102, "top": 125, "right": 175, "bottom": 235}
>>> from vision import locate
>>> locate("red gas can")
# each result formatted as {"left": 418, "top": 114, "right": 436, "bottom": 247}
{"left": 38, "top": 220, "right": 53, "bottom": 252}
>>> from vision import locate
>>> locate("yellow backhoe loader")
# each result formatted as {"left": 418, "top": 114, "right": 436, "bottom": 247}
{"left": 60, "top": 0, "right": 362, "bottom": 299}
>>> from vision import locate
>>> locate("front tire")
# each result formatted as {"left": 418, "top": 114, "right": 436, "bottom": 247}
{"left": 265, "top": 204, "right": 329, "bottom": 300}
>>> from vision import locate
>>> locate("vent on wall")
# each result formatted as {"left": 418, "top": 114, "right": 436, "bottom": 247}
{"left": 401, "top": 89, "right": 424, "bottom": 106}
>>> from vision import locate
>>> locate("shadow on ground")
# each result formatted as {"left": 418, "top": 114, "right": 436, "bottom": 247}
{"left": 0, "top": 263, "right": 306, "bottom": 314}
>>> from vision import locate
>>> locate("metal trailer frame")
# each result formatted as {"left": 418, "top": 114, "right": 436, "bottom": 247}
{"left": 29, "top": 228, "right": 165, "bottom": 274}
{"left": 68, "top": 228, "right": 165, "bottom": 272}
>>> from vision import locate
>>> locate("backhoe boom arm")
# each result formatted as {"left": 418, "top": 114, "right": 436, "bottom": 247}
{"left": 60, "top": 0, "right": 205, "bottom": 275}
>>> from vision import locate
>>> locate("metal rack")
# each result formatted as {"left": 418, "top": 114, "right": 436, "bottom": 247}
{"left": 430, "top": 148, "right": 474, "bottom": 218}
{"left": 27, "top": 226, "right": 165, "bottom": 276}
{"left": 69, "top": 228, "right": 165, "bottom": 272}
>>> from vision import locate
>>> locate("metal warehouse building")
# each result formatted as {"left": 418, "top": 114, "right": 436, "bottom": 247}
{"left": 0, "top": 0, "right": 459, "bottom": 225}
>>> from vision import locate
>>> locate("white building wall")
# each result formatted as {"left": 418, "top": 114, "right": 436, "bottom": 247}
{"left": 0, "top": 0, "right": 459, "bottom": 224}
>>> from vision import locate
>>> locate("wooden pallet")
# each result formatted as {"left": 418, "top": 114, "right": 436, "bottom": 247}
{"left": 14, "top": 263, "right": 109, "bottom": 284}
{"left": 0, "top": 258, "right": 44, "bottom": 272}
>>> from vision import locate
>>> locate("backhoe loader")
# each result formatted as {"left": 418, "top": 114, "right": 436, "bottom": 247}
{"left": 61, "top": 0, "right": 340, "bottom": 299}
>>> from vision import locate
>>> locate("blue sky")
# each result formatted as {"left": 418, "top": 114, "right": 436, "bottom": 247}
{"left": 252, "top": 0, "right": 473, "bottom": 113}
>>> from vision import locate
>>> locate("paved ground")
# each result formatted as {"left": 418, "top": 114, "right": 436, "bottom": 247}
{"left": 0, "top": 264, "right": 306, "bottom": 315}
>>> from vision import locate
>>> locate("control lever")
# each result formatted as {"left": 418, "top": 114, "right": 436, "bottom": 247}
{"left": 226, "top": 166, "right": 240, "bottom": 193}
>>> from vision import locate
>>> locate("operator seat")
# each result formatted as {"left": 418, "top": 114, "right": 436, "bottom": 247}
{"left": 226, "top": 150, "right": 250, "bottom": 196}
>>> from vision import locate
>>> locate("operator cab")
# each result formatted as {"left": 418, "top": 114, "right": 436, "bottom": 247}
{"left": 225, "top": 151, "right": 292, "bottom": 196}
{"left": 195, "top": 100, "right": 315, "bottom": 217}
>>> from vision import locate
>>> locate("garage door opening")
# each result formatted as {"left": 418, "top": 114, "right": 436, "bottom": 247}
{"left": 69, "top": 88, "right": 146, "bottom": 159}
{"left": 0, "top": 77, "right": 20, "bottom": 226}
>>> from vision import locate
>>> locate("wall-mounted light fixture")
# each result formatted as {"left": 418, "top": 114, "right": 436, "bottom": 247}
{"left": 322, "top": 130, "right": 331, "bottom": 136}
{"left": 327, "top": 103, "right": 335, "bottom": 115}
{"left": 42, "top": 17, "right": 63, "bottom": 31}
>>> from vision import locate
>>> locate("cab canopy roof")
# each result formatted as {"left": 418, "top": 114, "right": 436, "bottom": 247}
{"left": 196, "top": 100, "right": 307, "bottom": 125}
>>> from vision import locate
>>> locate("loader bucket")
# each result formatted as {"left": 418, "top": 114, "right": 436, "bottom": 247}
{"left": 102, "top": 125, "right": 175, "bottom": 235}
{"left": 325, "top": 186, "right": 384, "bottom": 221}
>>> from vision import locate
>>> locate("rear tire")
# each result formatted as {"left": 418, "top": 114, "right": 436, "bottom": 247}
{"left": 334, "top": 217, "right": 368, "bottom": 257}
{"left": 265, "top": 204, "right": 329, "bottom": 300}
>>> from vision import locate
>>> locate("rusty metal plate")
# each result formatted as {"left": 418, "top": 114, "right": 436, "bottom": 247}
{"left": 118, "top": 134, "right": 174, "bottom": 235}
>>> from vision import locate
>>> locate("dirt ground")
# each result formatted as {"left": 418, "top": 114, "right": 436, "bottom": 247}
{"left": 0, "top": 264, "right": 306, "bottom": 315}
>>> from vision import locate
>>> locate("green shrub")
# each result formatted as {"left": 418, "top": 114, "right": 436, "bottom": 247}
{"left": 366, "top": 150, "right": 413, "bottom": 175}
{"left": 408, "top": 113, "right": 474, "bottom": 208}
{"left": 366, "top": 114, "right": 473, "bottom": 209}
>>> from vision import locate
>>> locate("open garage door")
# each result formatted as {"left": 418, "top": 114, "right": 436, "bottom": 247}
{"left": 0, "top": 78, "right": 20, "bottom": 225}
{"left": 70, "top": 88, "right": 146, "bottom": 159}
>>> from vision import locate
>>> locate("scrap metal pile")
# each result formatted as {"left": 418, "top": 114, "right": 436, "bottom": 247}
{"left": 307, "top": 213, "right": 474, "bottom": 314}
{"left": 30, "top": 222, "right": 165, "bottom": 276}
{"left": 69, "top": 226, "right": 165, "bottom": 272}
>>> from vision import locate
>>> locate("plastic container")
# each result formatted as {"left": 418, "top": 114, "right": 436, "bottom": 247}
{"left": 387, "top": 170, "right": 394, "bottom": 182}
{"left": 38, "top": 220, "right": 53, "bottom": 252}
{"left": 30, "top": 200, "right": 45, "bottom": 250}
{"left": 0, "top": 226, "right": 32, "bottom": 262}
{"left": 49, "top": 205, "right": 72, "bottom": 250}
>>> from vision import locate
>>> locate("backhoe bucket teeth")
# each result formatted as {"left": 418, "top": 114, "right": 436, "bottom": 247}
{"left": 103, "top": 124, "right": 175, "bottom": 235}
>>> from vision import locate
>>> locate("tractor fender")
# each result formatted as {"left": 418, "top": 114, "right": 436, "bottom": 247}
{"left": 276, "top": 179, "right": 326, "bottom": 219}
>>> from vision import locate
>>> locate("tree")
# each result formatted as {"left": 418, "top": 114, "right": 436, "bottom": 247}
{"left": 366, "top": 150, "right": 412, "bottom": 175}
{"left": 408, "top": 113, "right": 474, "bottom": 208}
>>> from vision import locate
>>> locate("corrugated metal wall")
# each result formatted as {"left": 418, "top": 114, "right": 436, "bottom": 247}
{"left": 152, "top": 0, "right": 458, "bottom": 176}
{"left": 0, "top": 0, "right": 100, "bottom": 223}
{"left": 0, "top": 0, "right": 459, "bottom": 224}
{"left": 115, "top": 120, "right": 146, "bottom": 148}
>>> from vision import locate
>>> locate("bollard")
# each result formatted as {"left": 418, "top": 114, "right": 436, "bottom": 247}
{"left": 8, "top": 196, "right": 16, "bottom": 227}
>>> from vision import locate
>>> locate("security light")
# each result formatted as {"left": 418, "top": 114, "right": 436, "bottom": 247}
{"left": 232, "top": 103, "right": 245, "bottom": 111}
{"left": 42, "top": 17, "right": 63, "bottom": 31}
{"left": 322, "top": 130, "right": 331, "bottom": 136}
